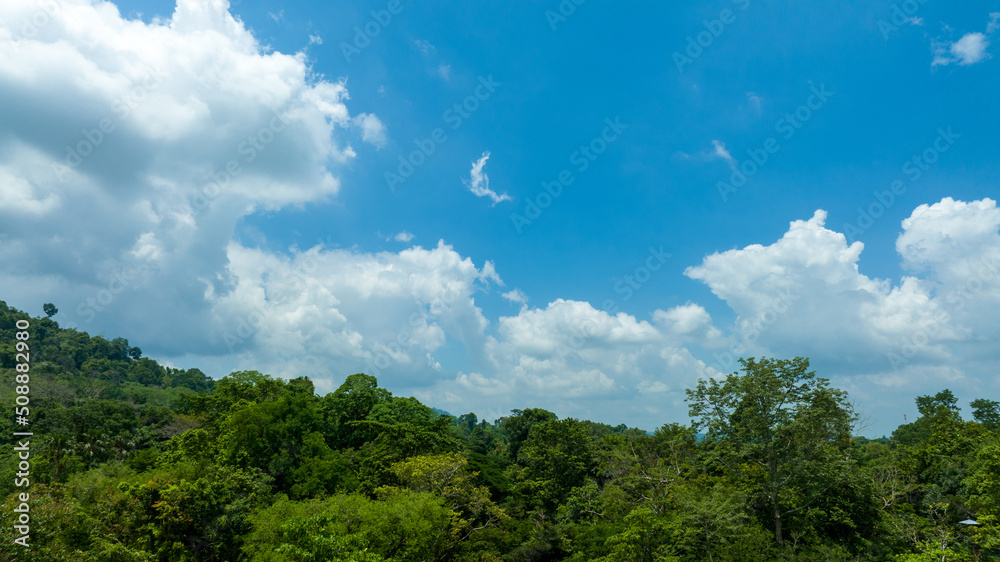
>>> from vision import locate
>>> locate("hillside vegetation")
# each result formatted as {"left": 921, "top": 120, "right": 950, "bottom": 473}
{"left": 0, "top": 300, "right": 998, "bottom": 561}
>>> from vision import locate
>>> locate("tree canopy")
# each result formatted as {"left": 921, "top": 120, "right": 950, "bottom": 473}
{"left": 0, "top": 301, "right": 998, "bottom": 561}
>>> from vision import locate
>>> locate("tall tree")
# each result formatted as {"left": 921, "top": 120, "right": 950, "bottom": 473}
{"left": 686, "top": 356, "right": 857, "bottom": 545}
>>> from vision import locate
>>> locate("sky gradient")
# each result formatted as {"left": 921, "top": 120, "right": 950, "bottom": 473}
{"left": 1, "top": 0, "right": 999, "bottom": 437}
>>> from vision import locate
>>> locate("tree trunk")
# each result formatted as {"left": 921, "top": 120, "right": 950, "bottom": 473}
{"left": 772, "top": 492, "right": 783, "bottom": 545}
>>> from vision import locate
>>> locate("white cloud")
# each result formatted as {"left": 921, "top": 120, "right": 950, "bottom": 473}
{"left": 268, "top": 10, "right": 284, "bottom": 23}
{"left": 988, "top": 13, "right": 1000, "bottom": 34}
{"left": 429, "top": 299, "right": 719, "bottom": 419}
{"left": 502, "top": 289, "right": 528, "bottom": 304}
{"left": 0, "top": 2, "right": 997, "bottom": 433}
{"left": 308, "top": 34, "right": 323, "bottom": 46}
{"left": 711, "top": 140, "right": 737, "bottom": 168}
{"left": 0, "top": 0, "right": 383, "bottom": 354}
{"left": 497, "top": 299, "right": 660, "bottom": 356}
{"left": 951, "top": 33, "right": 990, "bottom": 65}
{"left": 463, "top": 152, "right": 511, "bottom": 205}
{"left": 414, "top": 39, "right": 435, "bottom": 55}
{"left": 653, "top": 303, "right": 724, "bottom": 345}
{"left": 684, "top": 210, "right": 959, "bottom": 367}
{"left": 896, "top": 198, "right": 1000, "bottom": 341}
{"left": 437, "top": 64, "right": 451, "bottom": 80}
{"left": 212, "top": 240, "right": 499, "bottom": 391}
{"left": 683, "top": 201, "right": 1000, "bottom": 380}
{"left": 193, "top": 198, "right": 999, "bottom": 429}
{"left": 933, "top": 14, "right": 997, "bottom": 67}
{"left": 353, "top": 113, "right": 388, "bottom": 148}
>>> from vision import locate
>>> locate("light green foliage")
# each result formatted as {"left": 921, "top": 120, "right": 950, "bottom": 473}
{"left": 597, "top": 507, "right": 682, "bottom": 562}
{"left": 243, "top": 492, "right": 459, "bottom": 562}
{"left": 384, "top": 452, "right": 507, "bottom": 536}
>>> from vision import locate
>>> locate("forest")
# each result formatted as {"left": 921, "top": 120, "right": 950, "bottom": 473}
{"left": 0, "top": 299, "right": 998, "bottom": 561}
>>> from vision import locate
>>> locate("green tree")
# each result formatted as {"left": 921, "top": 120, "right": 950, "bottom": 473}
{"left": 43, "top": 302, "right": 58, "bottom": 317}
{"left": 964, "top": 435, "right": 1000, "bottom": 554}
{"left": 500, "top": 407, "right": 557, "bottom": 462}
{"left": 515, "top": 418, "right": 594, "bottom": 512}
{"left": 971, "top": 399, "right": 1000, "bottom": 431}
{"left": 597, "top": 506, "right": 681, "bottom": 562}
{"left": 321, "top": 374, "right": 391, "bottom": 449}
{"left": 385, "top": 452, "right": 507, "bottom": 534}
{"left": 686, "top": 356, "right": 857, "bottom": 545}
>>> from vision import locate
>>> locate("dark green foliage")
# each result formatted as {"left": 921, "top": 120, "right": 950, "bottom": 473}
{"left": 0, "top": 300, "right": 998, "bottom": 560}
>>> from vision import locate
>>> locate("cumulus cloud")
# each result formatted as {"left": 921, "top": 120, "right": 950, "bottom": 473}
{"left": 0, "top": 0, "right": 382, "bottom": 353}
{"left": 427, "top": 299, "right": 720, "bottom": 422}
{"left": 684, "top": 202, "right": 1000, "bottom": 379}
{"left": 653, "top": 303, "right": 724, "bottom": 345}
{"left": 463, "top": 152, "right": 511, "bottom": 205}
{"left": 684, "top": 210, "right": 954, "bottom": 368}
{"left": 1, "top": 2, "right": 997, "bottom": 432}
{"left": 895, "top": 198, "right": 1000, "bottom": 345}
{"left": 210, "top": 198, "right": 999, "bottom": 428}
{"left": 212, "top": 240, "right": 500, "bottom": 391}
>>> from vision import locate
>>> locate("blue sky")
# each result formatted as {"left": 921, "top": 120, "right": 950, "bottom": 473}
{"left": 2, "top": 0, "right": 999, "bottom": 436}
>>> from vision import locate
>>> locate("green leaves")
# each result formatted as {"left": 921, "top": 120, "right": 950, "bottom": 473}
{"left": 514, "top": 419, "right": 594, "bottom": 513}
{"left": 3, "top": 299, "right": 998, "bottom": 562}
{"left": 686, "top": 357, "right": 859, "bottom": 545}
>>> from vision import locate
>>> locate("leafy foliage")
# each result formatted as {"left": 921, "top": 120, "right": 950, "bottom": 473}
{"left": 0, "top": 301, "right": 997, "bottom": 560}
